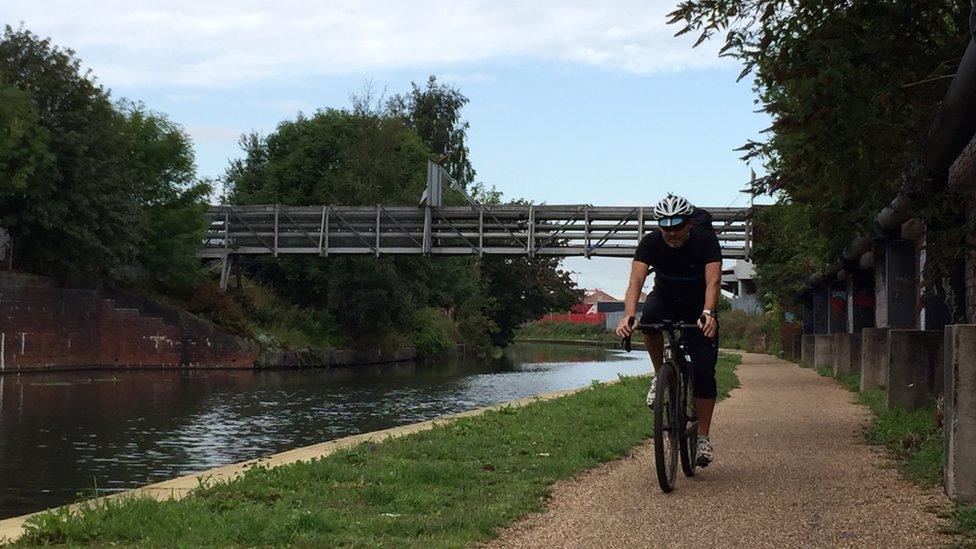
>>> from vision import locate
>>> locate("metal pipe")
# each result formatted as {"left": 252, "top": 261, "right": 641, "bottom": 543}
{"left": 842, "top": 235, "right": 873, "bottom": 262}
{"left": 878, "top": 11, "right": 976, "bottom": 228}
{"left": 923, "top": 10, "right": 976, "bottom": 189}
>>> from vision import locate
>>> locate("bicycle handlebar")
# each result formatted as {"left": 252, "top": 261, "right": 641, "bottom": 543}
{"left": 620, "top": 317, "right": 702, "bottom": 352}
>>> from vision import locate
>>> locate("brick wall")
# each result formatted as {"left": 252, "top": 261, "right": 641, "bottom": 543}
{"left": 0, "top": 272, "right": 256, "bottom": 371}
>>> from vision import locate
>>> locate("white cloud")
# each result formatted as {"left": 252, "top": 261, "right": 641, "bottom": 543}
{"left": 4, "top": 0, "right": 725, "bottom": 89}
{"left": 185, "top": 124, "right": 244, "bottom": 142}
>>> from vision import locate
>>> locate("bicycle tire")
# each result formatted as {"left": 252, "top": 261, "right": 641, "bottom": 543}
{"left": 653, "top": 363, "right": 679, "bottom": 493}
{"left": 679, "top": 370, "right": 698, "bottom": 477}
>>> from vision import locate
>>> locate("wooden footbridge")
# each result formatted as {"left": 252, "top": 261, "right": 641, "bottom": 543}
{"left": 199, "top": 162, "right": 753, "bottom": 286}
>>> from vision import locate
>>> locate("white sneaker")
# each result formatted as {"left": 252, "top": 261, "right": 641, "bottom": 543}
{"left": 696, "top": 438, "right": 714, "bottom": 467}
{"left": 646, "top": 376, "right": 657, "bottom": 408}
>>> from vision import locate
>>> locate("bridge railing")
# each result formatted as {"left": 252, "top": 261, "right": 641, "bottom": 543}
{"left": 200, "top": 204, "right": 751, "bottom": 259}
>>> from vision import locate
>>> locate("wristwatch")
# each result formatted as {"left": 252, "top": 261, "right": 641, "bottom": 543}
{"left": 701, "top": 309, "right": 715, "bottom": 318}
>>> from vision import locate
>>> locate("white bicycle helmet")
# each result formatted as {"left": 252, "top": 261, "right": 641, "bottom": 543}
{"left": 653, "top": 194, "right": 694, "bottom": 227}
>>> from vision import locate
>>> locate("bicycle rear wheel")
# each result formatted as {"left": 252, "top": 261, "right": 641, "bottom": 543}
{"left": 653, "top": 363, "right": 679, "bottom": 493}
{"left": 679, "top": 370, "right": 698, "bottom": 477}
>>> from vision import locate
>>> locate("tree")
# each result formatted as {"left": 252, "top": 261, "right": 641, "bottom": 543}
{"left": 388, "top": 76, "right": 583, "bottom": 346}
{"left": 225, "top": 109, "right": 482, "bottom": 349}
{"left": 387, "top": 76, "right": 476, "bottom": 187}
{"left": 0, "top": 26, "right": 207, "bottom": 288}
{"left": 668, "top": 1, "right": 970, "bottom": 304}
{"left": 0, "top": 26, "right": 139, "bottom": 280}
{"left": 481, "top": 255, "right": 581, "bottom": 346}
{"left": 119, "top": 102, "right": 210, "bottom": 290}
{"left": 0, "top": 85, "right": 51, "bottom": 199}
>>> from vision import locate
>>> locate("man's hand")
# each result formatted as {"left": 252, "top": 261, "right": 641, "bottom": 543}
{"left": 698, "top": 313, "right": 717, "bottom": 339}
{"left": 615, "top": 315, "right": 636, "bottom": 338}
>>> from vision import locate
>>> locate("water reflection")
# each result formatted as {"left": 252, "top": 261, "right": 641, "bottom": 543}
{"left": 0, "top": 343, "right": 649, "bottom": 518}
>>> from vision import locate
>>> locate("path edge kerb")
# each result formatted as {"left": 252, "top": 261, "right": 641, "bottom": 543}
{"left": 0, "top": 378, "right": 637, "bottom": 544}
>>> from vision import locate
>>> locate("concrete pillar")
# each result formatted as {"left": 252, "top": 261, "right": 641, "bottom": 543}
{"left": 832, "top": 333, "right": 861, "bottom": 376}
{"left": 801, "top": 334, "right": 816, "bottom": 367}
{"left": 886, "top": 239, "right": 917, "bottom": 329}
{"left": 860, "top": 328, "right": 889, "bottom": 391}
{"left": 828, "top": 279, "right": 847, "bottom": 333}
{"left": 803, "top": 293, "right": 815, "bottom": 335}
{"left": 874, "top": 240, "right": 888, "bottom": 328}
{"left": 849, "top": 269, "right": 875, "bottom": 333}
{"left": 887, "top": 330, "right": 944, "bottom": 410}
{"left": 945, "top": 325, "right": 976, "bottom": 503}
{"left": 814, "top": 334, "right": 834, "bottom": 371}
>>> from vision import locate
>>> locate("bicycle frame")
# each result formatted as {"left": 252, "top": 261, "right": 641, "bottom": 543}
{"left": 646, "top": 322, "right": 699, "bottom": 435}
{"left": 623, "top": 321, "right": 701, "bottom": 435}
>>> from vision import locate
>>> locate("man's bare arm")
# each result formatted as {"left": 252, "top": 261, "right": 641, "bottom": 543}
{"left": 699, "top": 261, "right": 722, "bottom": 338}
{"left": 625, "top": 260, "right": 650, "bottom": 317}
{"left": 704, "top": 261, "right": 721, "bottom": 311}
{"left": 615, "top": 260, "right": 650, "bottom": 337}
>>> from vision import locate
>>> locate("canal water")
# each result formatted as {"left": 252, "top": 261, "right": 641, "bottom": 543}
{"left": 0, "top": 342, "right": 649, "bottom": 519}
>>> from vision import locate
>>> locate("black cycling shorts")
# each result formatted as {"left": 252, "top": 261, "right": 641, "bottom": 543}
{"left": 638, "top": 292, "right": 719, "bottom": 399}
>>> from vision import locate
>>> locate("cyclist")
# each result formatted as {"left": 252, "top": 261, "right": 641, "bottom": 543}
{"left": 614, "top": 194, "right": 721, "bottom": 467}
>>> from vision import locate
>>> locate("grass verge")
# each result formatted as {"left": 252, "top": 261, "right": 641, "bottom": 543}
{"left": 808, "top": 360, "right": 976, "bottom": 542}
{"left": 17, "top": 355, "right": 741, "bottom": 546}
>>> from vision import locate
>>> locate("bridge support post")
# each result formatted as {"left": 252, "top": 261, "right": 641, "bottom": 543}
{"left": 831, "top": 333, "right": 860, "bottom": 376}
{"left": 813, "top": 285, "right": 829, "bottom": 334}
{"left": 802, "top": 292, "right": 814, "bottom": 334}
{"left": 945, "top": 324, "right": 976, "bottom": 503}
{"left": 801, "top": 334, "right": 816, "bottom": 367}
{"left": 886, "top": 329, "right": 943, "bottom": 409}
{"left": 219, "top": 255, "right": 234, "bottom": 292}
{"left": 879, "top": 238, "right": 916, "bottom": 328}
{"left": 848, "top": 269, "right": 875, "bottom": 333}
{"left": 860, "top": 328, "right": 889, "bottom": 391}
{"left": 828, "top": 278, "right": 847, "bottom": 334}
{"left": 814, "top": 334, "right": 834, "bottom": 371}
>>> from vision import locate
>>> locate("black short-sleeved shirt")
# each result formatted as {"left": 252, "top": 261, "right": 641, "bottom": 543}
{"left": 634, "top": 225, "right": 722, "bottom": 303}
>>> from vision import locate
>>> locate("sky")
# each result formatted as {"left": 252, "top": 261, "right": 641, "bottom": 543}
{"left": 3, "top": 0, "right": 771, "bottom": 299}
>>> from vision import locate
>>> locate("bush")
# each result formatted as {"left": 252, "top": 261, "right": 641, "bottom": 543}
{"left": 719, "top": 310, "right": 769, "bottom": 351}
{"left": 411, "top": 307, "right": 458, "bottom": 358}
{"left": 187, "top": 283, "right": 248, "bottom": 334}
{"left": 716, "top": 307, "right": 789, "bottom": 355}
{"left": 237, "top": 280, "right": 342, "bottom": 351}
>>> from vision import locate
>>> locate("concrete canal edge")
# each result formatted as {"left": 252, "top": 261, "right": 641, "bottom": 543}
{"left": 514, "top": 337, "right": 618, "bottom": 347}
{"left": 0, "top": 381, "right": 626, "bottom": 544}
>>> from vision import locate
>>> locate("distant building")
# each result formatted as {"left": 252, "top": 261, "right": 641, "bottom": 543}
{"left": 571, "top": 288, "right": 618, "bottom": 314}
{"left": 723, "top": 260, "right": 761, "bottom": 314}
{"left": 550, "top": 288, "right": 650, "bottom": 327}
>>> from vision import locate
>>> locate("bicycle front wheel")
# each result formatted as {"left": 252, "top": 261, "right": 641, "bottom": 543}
{"left": 653, "top": 363, "right": 680, "bottom": 493}
{"left": 679, "top": 370, "right": 698, "bottom": 477}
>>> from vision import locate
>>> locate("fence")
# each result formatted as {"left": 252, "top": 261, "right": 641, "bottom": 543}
{"left": 538, "top": 313, "right": 607, "bottom": 325}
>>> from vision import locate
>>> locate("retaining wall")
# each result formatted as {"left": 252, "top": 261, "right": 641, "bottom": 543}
{"left": 0, "top": 272, "right": 256, "bottom": 371}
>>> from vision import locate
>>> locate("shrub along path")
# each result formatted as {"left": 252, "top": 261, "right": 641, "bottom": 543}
{"left": 491, "top": 353, "right": 955, "bottom": 548}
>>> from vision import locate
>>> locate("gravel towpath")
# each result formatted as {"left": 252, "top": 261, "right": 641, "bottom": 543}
{"left": 489, "top": 352, "right": 954, "bottom": 548}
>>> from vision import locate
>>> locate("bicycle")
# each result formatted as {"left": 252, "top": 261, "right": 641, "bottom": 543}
{"left": 622, "top": 317, "right": 701, "bottom": 493}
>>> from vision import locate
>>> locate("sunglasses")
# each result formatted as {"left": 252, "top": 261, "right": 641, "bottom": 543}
{"left": 659, "top": 217, "right": 688, "bottom": 232}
